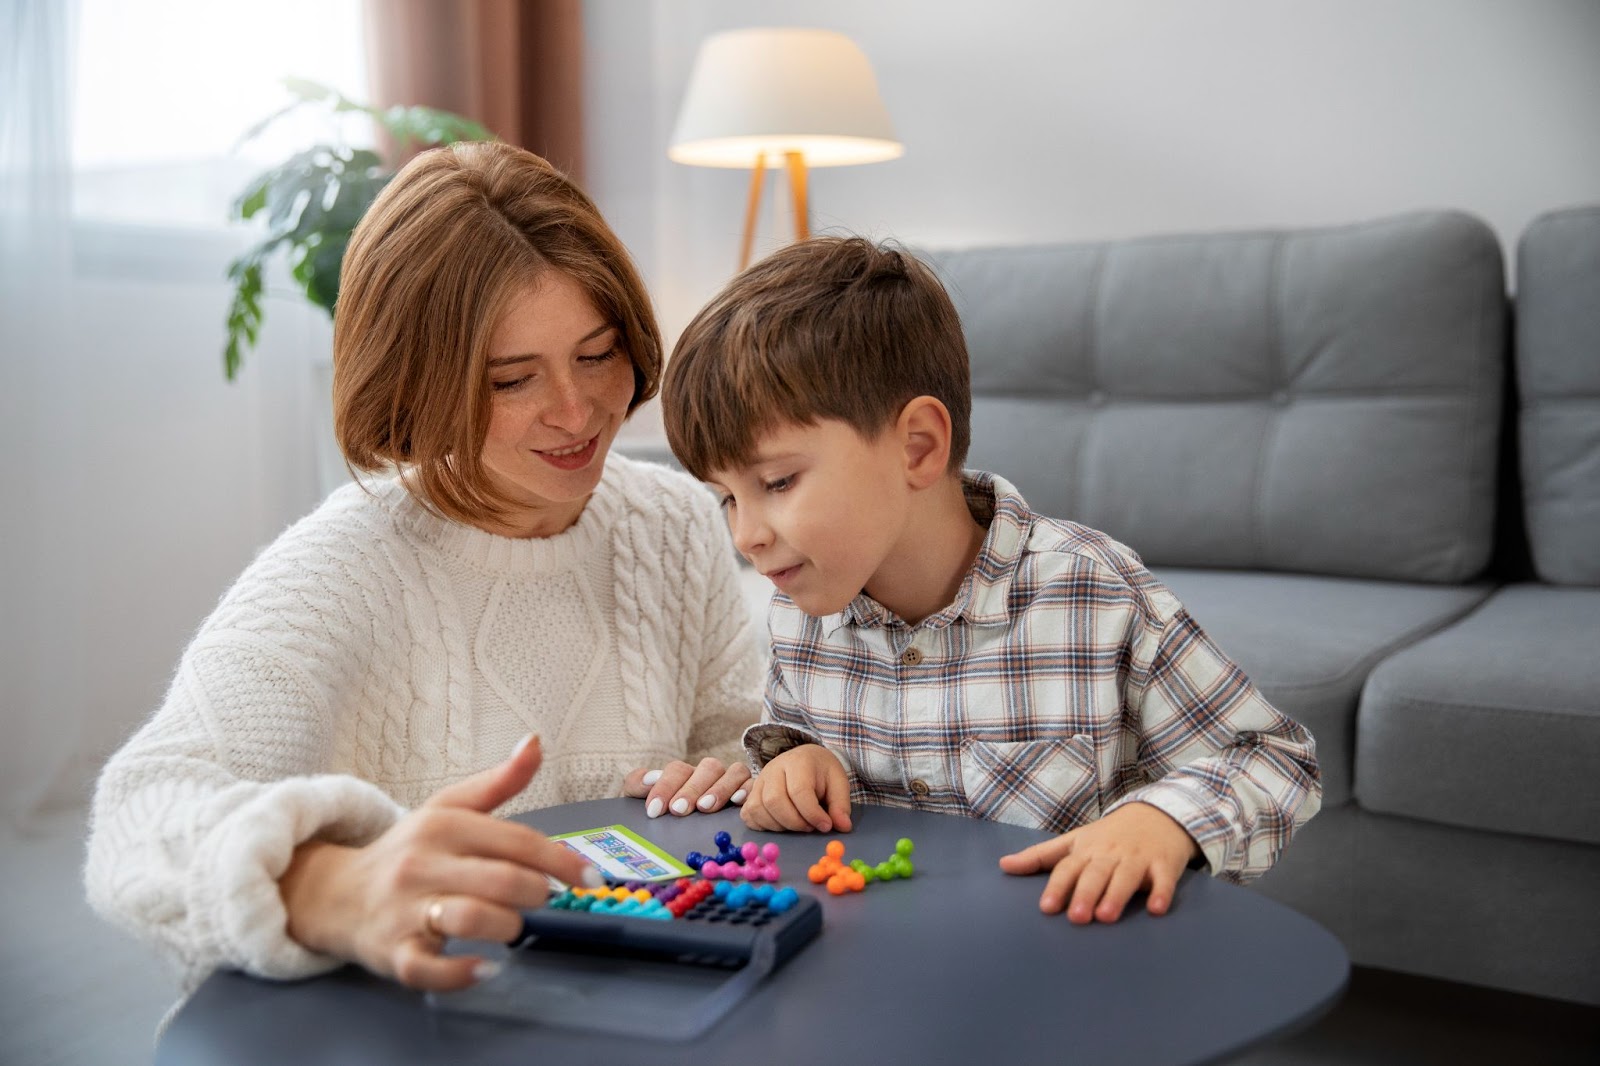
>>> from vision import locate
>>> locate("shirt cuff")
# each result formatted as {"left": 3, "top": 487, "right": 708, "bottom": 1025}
{"left": 1104, "top": 779, "right": 1230, "bottom": 878}
{"left": 742, "top": 722, "right": 827, "bottom": 771}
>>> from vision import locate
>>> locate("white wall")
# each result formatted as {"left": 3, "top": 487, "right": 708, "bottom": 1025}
{"left": 585, "top": 0, "right": 1600, "bottom": 423}
{"left": 0, "top": 229, "right": 332, "bottom": 815}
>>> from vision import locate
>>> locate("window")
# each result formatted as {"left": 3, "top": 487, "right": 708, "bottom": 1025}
{"left": 72, "top": 0, "right": 369, "bottom": 230}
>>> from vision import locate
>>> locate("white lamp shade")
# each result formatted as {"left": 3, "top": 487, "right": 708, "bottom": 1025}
{"left": 669, "top": 28, "right": 903, "bottom": 168}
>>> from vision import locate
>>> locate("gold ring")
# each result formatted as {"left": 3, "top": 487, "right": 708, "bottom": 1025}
{"left": 422, "top": 895, "right": 448, "bottom": 940}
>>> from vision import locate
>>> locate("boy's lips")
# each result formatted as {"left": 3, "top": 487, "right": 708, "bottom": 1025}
{"left": 763, "top": 563, "right": 803, "bottom": 590}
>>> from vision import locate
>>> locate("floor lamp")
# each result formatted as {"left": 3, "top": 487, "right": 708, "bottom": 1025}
{"left": 668, "top": 28, "right": 903, "bottom": 272}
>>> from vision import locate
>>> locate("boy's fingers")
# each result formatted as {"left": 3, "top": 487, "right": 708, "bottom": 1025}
{"left": 1039, "top": 851, "right": 1089, "bottom": 914}
{"left": 425, "top": 735, "right": 540, "bottom": 813}
{"left": 823, "top": 761, "right": 853, "bottom": 832}
{"left": 1066, "top": 858, "right": 1115, "bottom": 925}
{"left": 1147, "top": 862, "right": 1181, "bottom": 915}
{"left": 1094, "top": 863, "right": 1147, "bottom": 923}
{"left": 998, "top": 832, "right": 1075, "bottom": 875}
{"left": 786, "top": 778, "right": 835, "bottom": 833}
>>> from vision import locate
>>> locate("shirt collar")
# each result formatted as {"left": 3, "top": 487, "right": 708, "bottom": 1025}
{"left": 823, "top": 470, "right": 1034, "bottom": 635}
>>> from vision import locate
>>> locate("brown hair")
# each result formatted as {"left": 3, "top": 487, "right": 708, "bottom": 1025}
{"left": 334, "top": 141, "right": 661, "bottom": 524}
{"left": 663, "top": 236, "right": 970, "bottom": 481}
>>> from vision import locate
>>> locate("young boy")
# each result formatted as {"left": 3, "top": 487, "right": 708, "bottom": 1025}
{"left": 660, "top": 237, "right": 1321, "bottom": 925}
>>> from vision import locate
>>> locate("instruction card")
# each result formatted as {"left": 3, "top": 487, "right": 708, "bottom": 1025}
{"left": 551, "top": 824, "right": 695, "bottom": 883}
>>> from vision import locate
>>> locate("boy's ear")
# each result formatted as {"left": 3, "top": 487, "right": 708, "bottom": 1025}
{"left": 896, "top": 396, "right": 954, "bottom": 489}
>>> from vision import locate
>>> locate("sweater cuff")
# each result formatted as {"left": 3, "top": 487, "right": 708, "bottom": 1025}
{"left": 189, "top": 775, "right": 405, "bottom": 981}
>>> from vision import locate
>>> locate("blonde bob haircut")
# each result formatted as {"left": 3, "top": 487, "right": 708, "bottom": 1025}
{"left": 334, "top": 141, "right": 662, "bottom": 525}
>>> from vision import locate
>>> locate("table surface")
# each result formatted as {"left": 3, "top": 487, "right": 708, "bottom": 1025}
{"left": 156, "top": 799, "right": 1348, "bottom": 1066}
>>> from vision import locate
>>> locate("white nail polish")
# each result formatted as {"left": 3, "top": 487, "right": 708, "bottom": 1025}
{"left": 580, "top": 865, "right": 606, "bottom": 889}
{"left": 671, "top": 797, "right": 690, "bottom": 815}
{"left": 641, "top": 769, "right": 662, "bottom": 786}
{"left": 731, "top": 789, "right": 748, "bottom": 805}
{"left": 512, "top": 734, "right": 538, "bottom": 759}
{"left": 697, "top": 793, "right": 716, "bottom": 811}
{"left": 472, "top": 960, "right": 503, "bottom": 982}
{"left": 647, "top": 797, "right": 664, "bottom": 818}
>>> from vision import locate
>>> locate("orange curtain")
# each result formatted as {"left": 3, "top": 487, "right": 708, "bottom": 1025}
{"left": 363, "top": 0, "right": 585, "bottom": 182}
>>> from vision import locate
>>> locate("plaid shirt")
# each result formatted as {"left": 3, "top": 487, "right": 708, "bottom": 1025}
{"left": 744, "top": 471, "right": 1321, "bottom": 883}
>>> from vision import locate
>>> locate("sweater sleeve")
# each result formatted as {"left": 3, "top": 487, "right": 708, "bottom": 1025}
{"left": 682, "top": 489, "right": 764, "bottom": 767}
{"left": 84, "top": 518, "right": 407, "bottom": 992}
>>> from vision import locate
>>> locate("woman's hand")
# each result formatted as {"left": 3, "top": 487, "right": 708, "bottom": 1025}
{"left": 621, "top": 757, "right": 753, "bottom": 818}
{"left": 278, "top": 735, "right": 601, "bottom": 991}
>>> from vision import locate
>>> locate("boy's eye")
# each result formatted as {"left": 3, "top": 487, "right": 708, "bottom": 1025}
{"left": 762, "top": 475, "right": 795, "bottom": 494}
{"left": 717, "top": 494, "right": 735, "bottom": 510}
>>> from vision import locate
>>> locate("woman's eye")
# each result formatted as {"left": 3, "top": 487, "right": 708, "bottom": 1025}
{"left": 580, "top": 347, "right": 620, "bottom": 365}
{"left": 492, "top": 375, "right": 531, "bottom": 392}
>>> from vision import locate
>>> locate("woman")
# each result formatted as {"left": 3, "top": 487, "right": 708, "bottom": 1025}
{"left": 85, "top": 142, "right": 762, "bottom": 995}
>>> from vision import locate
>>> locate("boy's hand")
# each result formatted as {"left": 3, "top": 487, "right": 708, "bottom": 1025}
{"left": 740, "top": 744, "right": 853, "bottom": 833}
{"left": 997, "top": 802, "right": 1201, "bottom": 923}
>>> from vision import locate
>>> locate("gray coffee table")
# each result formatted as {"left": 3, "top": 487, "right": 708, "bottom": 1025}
{"left": 156, "top": 798, "right": 1348, "bottom": 1065}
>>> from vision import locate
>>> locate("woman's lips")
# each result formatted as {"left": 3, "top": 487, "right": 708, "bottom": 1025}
{"left": 534, "top": 435, "right": 599, "bottom": 471}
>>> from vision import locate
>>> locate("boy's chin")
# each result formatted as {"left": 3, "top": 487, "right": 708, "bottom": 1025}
{"left": 783, "top": 587, "right": 855, "bottom": 618}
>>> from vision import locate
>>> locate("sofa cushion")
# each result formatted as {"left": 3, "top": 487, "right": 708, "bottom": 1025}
{"left": 1516, "top": 205, "right": 1600, "bottom": 586}
{"left": 937, "top": 210, "right": 1507, "bottom": 583}
{"left": 1153, "top": 568, "right": 1491, "bottom": 806}
{"left": 1357, "top": 584, "right": 1600, "bottom": 845}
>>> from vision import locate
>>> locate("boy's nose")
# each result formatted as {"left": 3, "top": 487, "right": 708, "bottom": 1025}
{"left": 729, "top": 508, "right": 772, "bottom": 557}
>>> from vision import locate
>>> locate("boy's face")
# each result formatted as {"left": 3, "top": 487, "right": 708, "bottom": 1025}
{"left": 707, "top": 419, "right": 911, "bottom": 617}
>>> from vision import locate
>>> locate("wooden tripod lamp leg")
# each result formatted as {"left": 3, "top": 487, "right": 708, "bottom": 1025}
{"left": 785, "top": 150, "right": 809, "bottom": 242}
{"left": 739, "top": 152, "right": 767, "bottom": 272}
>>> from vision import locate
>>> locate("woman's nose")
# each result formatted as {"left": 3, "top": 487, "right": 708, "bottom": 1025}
{"left": 541, "top": 373, "right": 591, "bottom": 433}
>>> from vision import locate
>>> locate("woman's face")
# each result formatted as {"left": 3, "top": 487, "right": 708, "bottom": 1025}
{"left": 478, "top": 272, "right": 636, "bottom": 537}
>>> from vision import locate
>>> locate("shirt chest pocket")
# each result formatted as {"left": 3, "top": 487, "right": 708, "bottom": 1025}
{"left": 957, "top": 735, "right": 1101, "bottom": 833}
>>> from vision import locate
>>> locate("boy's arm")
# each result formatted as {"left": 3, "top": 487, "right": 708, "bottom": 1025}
{"left": 1111, "top": 609, "right": 1322, "bottom": 883}
{"left": 741, "top": 656, "right": 857, "bottom": 787}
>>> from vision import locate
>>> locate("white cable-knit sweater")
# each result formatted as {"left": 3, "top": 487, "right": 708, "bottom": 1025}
{"left": 85, "top": 455, "right": 763, "bottom": 993}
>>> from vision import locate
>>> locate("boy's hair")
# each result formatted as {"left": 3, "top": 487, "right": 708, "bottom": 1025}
{"left": 663, "top": 236, "right": 970, "bottom": 480}
{"left": 334, "top": 141, "right": 662, "bottom": 525}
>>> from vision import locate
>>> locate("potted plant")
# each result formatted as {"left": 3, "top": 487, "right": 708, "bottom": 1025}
{"left": 222, "top": 78, "right": 494, "bottom": 380}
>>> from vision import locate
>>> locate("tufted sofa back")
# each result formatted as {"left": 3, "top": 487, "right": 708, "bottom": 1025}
{"left": 930, "top": 211, "right": 1508, "bottom": 583}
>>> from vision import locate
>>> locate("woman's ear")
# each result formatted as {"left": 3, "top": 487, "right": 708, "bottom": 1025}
{"left": 897, "top": 396, "right": 954, "bottom": 489}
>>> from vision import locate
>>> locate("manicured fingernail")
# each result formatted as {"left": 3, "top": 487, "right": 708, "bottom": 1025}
{"left": 730, "top": 789, "right": 747, "bottom": 805}
{"left": 580, "top": 865, "right": 605, "bottom": 889}
{"left": 513, "top": 734, "right": 538, "bottom": 759}
{"left": 646, "top": 797, "right": 664, "bottom": 818}
{"left": 641, "top": 769, "right": 662, "bottom": 786}
{"left": 697, "top": 793, "right": 716, "bottom": 811}
{"left": 472, "top": 960, "right": 503, "bottom": 982}
{"left": 671, "top": 797, "right": 690, "bottom": 815}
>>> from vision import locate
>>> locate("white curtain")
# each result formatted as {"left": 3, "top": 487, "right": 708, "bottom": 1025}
{"left": 0, "top": 0, "right": 87, "bottom": 825}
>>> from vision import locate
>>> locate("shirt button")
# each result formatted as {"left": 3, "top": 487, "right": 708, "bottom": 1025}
{"left": 910, "top": 779, "right": 930, "bottom": 797}
{"left": 900, "top": 647, "right": 924, "bottom": 666}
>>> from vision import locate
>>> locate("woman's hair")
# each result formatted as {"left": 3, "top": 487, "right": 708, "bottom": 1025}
{"left": 334, "top": 141, "right": 661, "bottom": 525}
{"left": 663, "top": 236, "right": 971, "bottom": 481}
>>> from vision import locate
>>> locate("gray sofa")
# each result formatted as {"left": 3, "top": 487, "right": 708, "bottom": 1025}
{"left": 928, "top": 206, "right": 1600, "bottom": 1006}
